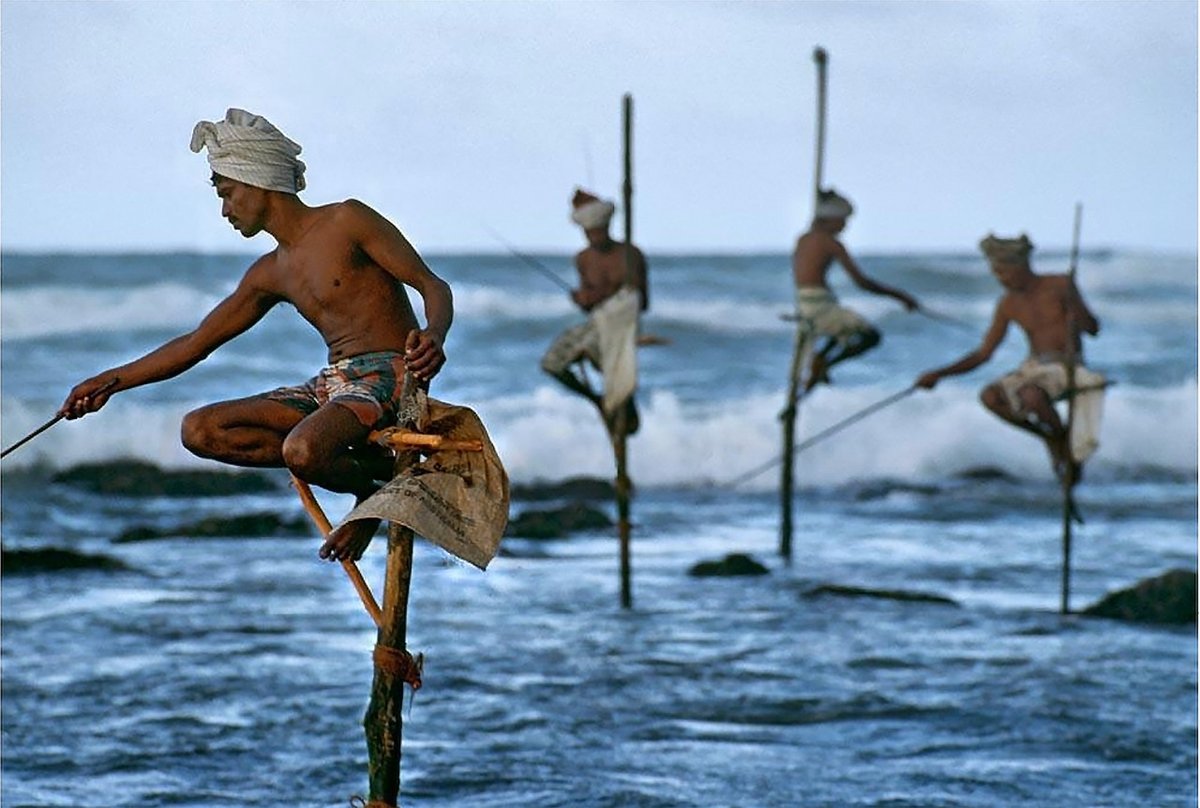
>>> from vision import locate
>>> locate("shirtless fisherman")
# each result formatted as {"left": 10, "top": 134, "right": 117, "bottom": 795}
{"left": 793, "top": 188, "right": 919, "bottom": 391}
{"left": 59, "top": 108, "right": 453, "bottom": 561}
{"left": 915, "top": 234, "right": 1103, "bottom": 485}
{"left": 540, "top": 188, "right": 647, "bottom": 432}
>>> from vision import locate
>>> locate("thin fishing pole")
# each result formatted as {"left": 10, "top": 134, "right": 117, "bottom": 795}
{"left": 916, "top": 306, "right": 976, "bottom": 333}
{"left": 724, "top": 385, "right": 916, "bottom": 489}
{"left": 483, "top": 226, "right": 573, "bottom": 292}
{"left": 1, "top": 379, "right": 119, "bottom": 459}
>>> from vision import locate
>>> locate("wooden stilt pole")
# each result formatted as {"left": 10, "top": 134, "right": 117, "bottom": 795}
{"left": 1060, "top": 203, "right": 1083, "bottom": 615}
{"left": 614, "top": 92, "right": 635, "bottom": 610}
{"left": 291, "top": 474, "right": 384, "bottom": 628}
{"left": 781, "top": 46, "right": 828, "bottom": 563}
{"left": 364, "top": 376, "right": 424, "bottom": 807}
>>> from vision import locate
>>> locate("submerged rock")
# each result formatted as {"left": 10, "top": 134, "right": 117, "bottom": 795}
{"left": 1082, "top": 569, "right": 1197, "bottom": 625}
{"left": 510, "top": 477, "right": 615, "bottom": 501}
{"left": 804, "top": 583, "right": 958, "bottom": 605}
{"left": 955, "top": 466, "right": 1019, "bottom": 483}
{"left": 53, "top": 460, "right": 279, "bottom": 497}
{"left": 115, "top": 512, "right": 311, "bottom": 543}
{"left": 2, "top": 546, "right": 130, "bottom": 574}
{"left": 688, "top": 553, "right": 770, "bottom": 577}
{"left": 505, "top": 502, "right": 613, "bottom": 539}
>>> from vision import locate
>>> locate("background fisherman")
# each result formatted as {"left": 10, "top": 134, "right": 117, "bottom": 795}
{"left": 58, "top": 108, "right": 454, "bottom": 561}
{"left": 540, "top": 188, "right": 648, "bottom": 432}
{"left": 792, "top": 188, "right": 920, "bottom": 391}
{"left": 915, "top": 234, "right": 1104, "bottom": 485}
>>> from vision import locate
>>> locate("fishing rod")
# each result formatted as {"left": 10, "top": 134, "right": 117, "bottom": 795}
{"left": 483, "top": 225, "right": 573, "bottom": 292}
{"left": 1, "top": 379, "right": 120, "bottom": 460}
{"left": 727, "top": 384, "right": 916, "bottom": 489}
{"left": 915, "top": 306, "right": 976, "bottom": 333}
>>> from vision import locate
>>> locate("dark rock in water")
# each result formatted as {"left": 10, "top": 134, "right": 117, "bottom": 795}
{"left": 115, "top": 512, "right": 311, "bottom": 543}
{"left": 688, "top": 553, "right": 770, "bottom": 577}
{"left": 1082, "top": 569, "right": 1197, "bottom": 625}
{"left": 955, "top": 466, "right": 1018, "bottom": 483}
{"left": 510, "top": 477, "right": 615, "bottom": 501}
{"left": 505, "top": 502, "right": 613, "bottom": 539}
{"left": 2, "top": 546, "right": 130, "bottom": 574}
{"left": 805, "top": 583, "right": 958, "bottom": 606}
{"left": 53, "top": 459, "right": 279, "bottom": 497}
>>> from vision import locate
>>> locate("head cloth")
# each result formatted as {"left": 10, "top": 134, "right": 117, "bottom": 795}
{"left": 570, "top": 187, "right": 616, "bottom": 230}
{"left": 979, "top": 233, "right": 1034, "bottom": 264}
{"left": 814, "top": 188, "right": 853, "bottom": 220}
{"left": 190, "top": 108, "right": 306, "bottom": 193}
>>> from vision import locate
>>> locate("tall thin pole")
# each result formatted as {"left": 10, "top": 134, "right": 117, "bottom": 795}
{"left": 812, "top": 46, "right": 828, "bottom": 205}
{"left": 615, "top": 92, "right": 635, "bottom": 609}
{"left": 1060, "top": 203, "right": 1083, "bottom": 615}
{"left": 781, "top": 46, "right": 828, "bottom": 563}
{"left": 364, "top": 377, "right": 422, "bottom": 804}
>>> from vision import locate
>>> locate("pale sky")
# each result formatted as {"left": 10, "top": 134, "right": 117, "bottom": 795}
{"left": 2, "top": 0, "right": 1196, "bottom": 254}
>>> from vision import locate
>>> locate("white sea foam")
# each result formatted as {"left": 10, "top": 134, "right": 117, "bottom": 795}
{"left": 2, "top": 284, "right": 225, "bottom": 339}
{"left": 5, "top": 380, "right": 1194, "bottom": 487}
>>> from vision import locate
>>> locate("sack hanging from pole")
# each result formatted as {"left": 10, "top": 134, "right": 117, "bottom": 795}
{"left": 338, "top": 390, "right": 510, "bottom": 570}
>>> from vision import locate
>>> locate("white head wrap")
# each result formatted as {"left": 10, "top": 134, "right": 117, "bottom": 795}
{"left": 570, "top": 188, "right": 616, "bottom": 230}
{"left": 814, "top": 188, "right": 853, "bottom": 220}
{"left": 190, "top": 108, "right": 306, "bottom": 193}
{"left": 980, "top": 233, "right": 1034, "bottom": 264}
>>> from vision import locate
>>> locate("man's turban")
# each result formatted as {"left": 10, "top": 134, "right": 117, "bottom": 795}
{"left": 814, "top": 188, "right": 853, "bottom": 220}
{"left": 190, "top": 108, "right": 306, "bottom": 193}
{"left": 570, "top": 187, "right": 616, "bottom": 230}
{"left": 979, "top": 234, "right": 1034, "bottom": 264}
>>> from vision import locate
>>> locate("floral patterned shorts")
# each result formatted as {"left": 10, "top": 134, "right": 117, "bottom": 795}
{"left": 264, "top": 351, "right": 407, "bottom": 429}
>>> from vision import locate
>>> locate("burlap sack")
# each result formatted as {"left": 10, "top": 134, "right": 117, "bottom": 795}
{"left": 337, "top": 391, "right": 509, "bottom": 570}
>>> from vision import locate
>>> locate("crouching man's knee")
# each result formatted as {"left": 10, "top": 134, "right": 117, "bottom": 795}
{"left": 281, "top": 432, "right": 323, "bottom": 479}
{"left": 181, "top": 407, "right": 220, "bottom": 459}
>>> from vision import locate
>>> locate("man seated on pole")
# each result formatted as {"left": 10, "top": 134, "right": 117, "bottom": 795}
{"left": 915, "top": 234, "right": 1104, "bottom": 486}
{"left": 792, "top": 188, "right": 919, "bottom": 391}
{"left": 540, "top": 188, "right": 647, "bottom": 433}
{"left": 58, "top": 108, "right": 453, "bottom": 561}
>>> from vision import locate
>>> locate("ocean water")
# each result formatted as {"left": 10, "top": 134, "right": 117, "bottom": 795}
{"left": 1, "top": 249, "right": 1195, "bottom": 807}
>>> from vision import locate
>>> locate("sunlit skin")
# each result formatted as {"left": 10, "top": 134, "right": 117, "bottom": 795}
{"left": 792, "top": 215, "right": 918, "bottom": 390}
{"left": 59, "top": 174, "right": 453, "bottom": 561}
{"left": 916, "top": 257, "right": 1100, "bottom": 482}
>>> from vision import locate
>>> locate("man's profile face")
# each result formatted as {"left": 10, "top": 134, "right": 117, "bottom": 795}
{"left": 212, "top": 175, "right": 268, "bottom": 238}
{"left": 990, "top": 259, "right": 1030, "bottom": 290}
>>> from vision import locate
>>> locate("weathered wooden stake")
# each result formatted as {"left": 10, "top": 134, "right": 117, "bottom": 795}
{"left": 613, "top": 91, "right": 635, "bottom": 610}
{"left": 781, "top": 46, "right": 828, "bottom": 563}
{"left": 363, "top": 376, "right": 424, "bottom": 807}
{"left": 1060, "top": 202, "right": 1083, "bottom": 615}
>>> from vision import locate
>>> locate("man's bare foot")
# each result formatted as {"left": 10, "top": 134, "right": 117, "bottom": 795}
{"left": 319, "top": 517, "right": 381, "bottom": 561}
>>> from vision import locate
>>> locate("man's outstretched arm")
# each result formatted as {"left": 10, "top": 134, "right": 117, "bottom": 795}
{"left": 916, "top": 304, "right": 1010, "bottom": 389}
{"left": 59, "top": 261, "right": 281, "bottom": 419}
{"left": 834, "top": 241, "right": 918, "bottom": 311}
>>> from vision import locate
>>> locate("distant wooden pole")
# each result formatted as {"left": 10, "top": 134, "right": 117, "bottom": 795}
{"left": 1060, "top": 203, "right": 1083, "bottom": 615}
{"left": 812, "top": 46, "right": 828, "bottom": 204}
{"left": 781, "top": 46, "right": 828, "bottom": 563}
{"left": 364, "top": 377, "right": 422, "bottom": 805}
{"left": 614, "top": 92, "right": 635, "bottom": 610}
